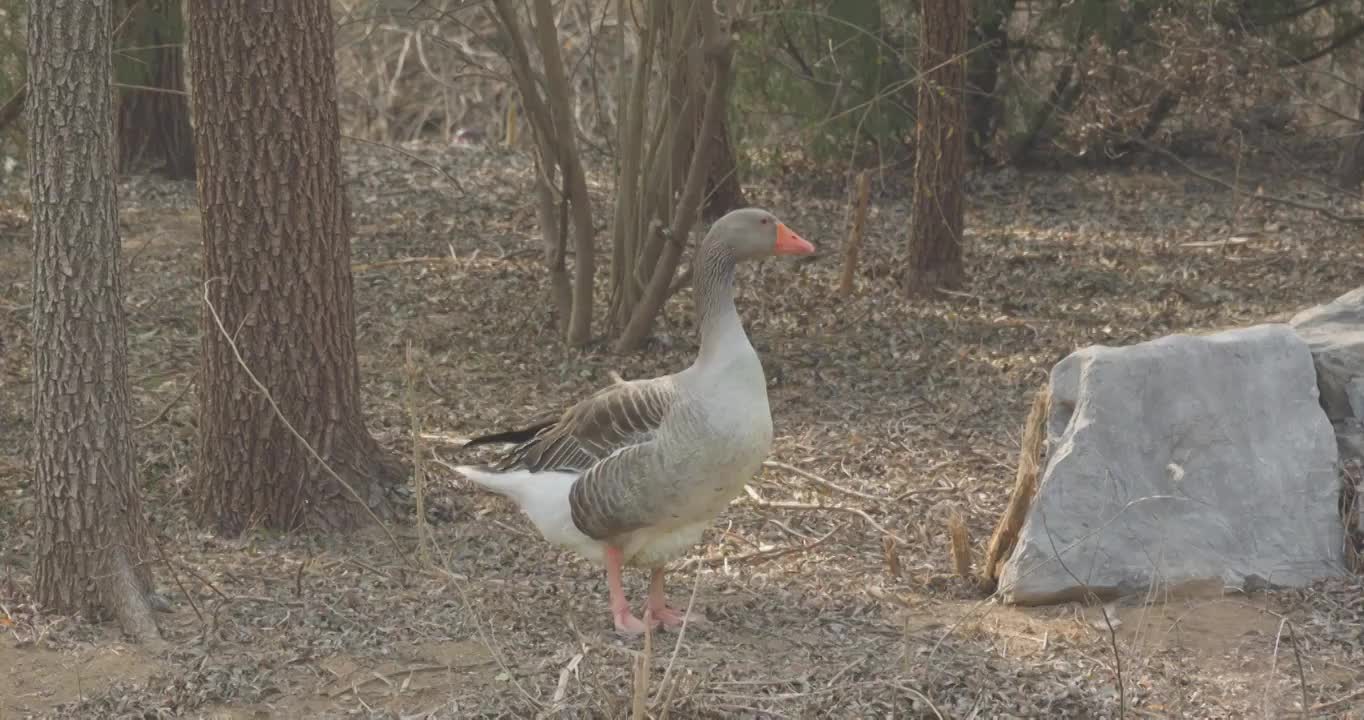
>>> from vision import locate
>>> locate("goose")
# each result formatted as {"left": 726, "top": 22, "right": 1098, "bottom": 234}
{"left": 455, "top": 208, "right": 814, "bottom": 635}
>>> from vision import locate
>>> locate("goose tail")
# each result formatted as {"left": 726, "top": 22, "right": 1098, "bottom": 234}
{"left": 454, "top": 465, "right": 600, "bottom": 560}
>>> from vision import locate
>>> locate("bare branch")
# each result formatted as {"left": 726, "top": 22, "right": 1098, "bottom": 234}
{"left": 616, "top": 0, "right": 733, "bottom": 352}
{"left": 530, "top": 0, "right": 596, "bottom": 346}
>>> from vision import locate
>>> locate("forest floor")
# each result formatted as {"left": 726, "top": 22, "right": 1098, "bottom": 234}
{"left": 1, "top": 141, "right": 1363, "bottom": 719}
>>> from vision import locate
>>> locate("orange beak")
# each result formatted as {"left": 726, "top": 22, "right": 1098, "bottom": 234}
{"left": 774, "top": 222, "right": 815, "bottom": 256}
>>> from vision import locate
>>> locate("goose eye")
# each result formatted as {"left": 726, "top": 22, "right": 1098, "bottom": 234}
{"left": 760, "top": 218, "right": 769, "bottom": 225}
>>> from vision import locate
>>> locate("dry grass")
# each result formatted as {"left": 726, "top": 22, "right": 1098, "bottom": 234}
{"left": 981, "top": 384, "right": 1050, "bottom": 588}
{"left": 0, "top": 140, "right": 1363, "bottom": 718}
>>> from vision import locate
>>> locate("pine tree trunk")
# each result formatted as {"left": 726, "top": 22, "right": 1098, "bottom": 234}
{"left": 115, "top": 0, "right": 195, "bottom": 179}
{"left": 188, "top": 0, "right": 403, "bottom": 535}
{"left": 28, "top": 0, "right": 161, "bottom": 643}
{"left": 904, "top": 0, "right": 967, "bottom": 296}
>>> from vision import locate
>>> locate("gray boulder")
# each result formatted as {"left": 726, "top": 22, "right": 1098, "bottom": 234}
{"left": 1291, "top": 287, "right": 1364, "bottom": 421}
{"left": 1000, "top": 324, "right": 1342, "bottom": 605}
{"left": 1291, "top": 287, "right": 1364, "bottom": 468}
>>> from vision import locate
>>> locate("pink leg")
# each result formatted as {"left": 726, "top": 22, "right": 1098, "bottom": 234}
{"left": 646, "top": 568, "right": 690, "bottom": 629}
{"left": 606, "top": 546, "right": 648, "bottom": 635}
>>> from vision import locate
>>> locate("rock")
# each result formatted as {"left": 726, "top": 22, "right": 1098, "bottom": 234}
{"left": 1291, "top": 287, "right": 1364, "bottom": 422}
{"left": 999, "top": 324, "right": 1343, "bottom": 605}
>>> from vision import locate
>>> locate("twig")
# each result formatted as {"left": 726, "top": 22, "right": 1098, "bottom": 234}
{"left": 135, "top": 373, "right": 197, "bottom": 430}
{"left": 341, "top": 133, "right": 465, "bottom": 194}
{"left": 1285, "top": 620, "right": 1309, "bottom": 719}
{"left": 434, "top": 547, "right": 543, "bottom": 710}
{"left": 1131, "top": 137, "right": 1364, "bottom": 225}
{"left": 632, "top": 606, "right": 653, "bottom": 720}
{"left": 148, "top": 532, "right": 204, "bottom": 627}
{"left": 655, "top": 570, "right": 701, "bottom": 719}
{"left": 352, "top": 256, "right": 460, "bottom": 272}
{"left": 1268, "top": 618, "right": 1287, "bottom": 718}
{"left": 405, "top": 343, "right": 432, "bottom": 566}
{"left": 693, "top": 522, "right": 844, "bottom": 567}
{"left": 1311, "top": 686, "right": 1364, "bottom": 712}
{"left": 201, "top": 280, "right": 413, "bottom": 568}
{"left": 745, "top": 491, "right": 908, "bottom": 545}
{"left": 761, "top": 460, "right": 888, "bottom": 502}
{"left": 1041, "top": 514, "right": 1124, "bottom": 719}
{"left": 894, "top": 683, "right": 946, "bottom": 720}
{"left": 0, "top": 85, "right": 25, "bottom": 134}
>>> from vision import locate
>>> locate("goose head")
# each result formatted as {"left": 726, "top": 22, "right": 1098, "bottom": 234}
{"left": 703, "top": 208, "right": 815, "bottom": 261}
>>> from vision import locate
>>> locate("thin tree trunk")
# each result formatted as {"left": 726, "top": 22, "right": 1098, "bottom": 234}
{"left": 490, "top": 0, "right": 596, "bottom": 347}
{"left": 28, "top": 0, "right": 161, "bottom": 643}
{"left": 1337, "top": 86, "right": 1364, "bottom": 188}
{"left": 904, "top": 0, "right": 967, "bottom": 296}
{"left": 531, "top": 0, "right": 595, "bottom": 346}
{"left": 188, "top": 0, "right": 403, "bottom": 535}
{"left": 115, "top": 0, "right": 195, "bottom": 178}
{"left": 663, "top": 1, "right": 744, "bottom": 222}
{"left": 615, "top": 0, "right": 732, "bottom": 353}
{"left": 966, "top": 0, "right": 1014, "bottom": 159}
{"left": 1008, "top": 63, "right": 1080, "bottom": 166}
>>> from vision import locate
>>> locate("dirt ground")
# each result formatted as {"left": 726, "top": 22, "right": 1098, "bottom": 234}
{"left": 2, "top": 143, "right": 1363, "bottom": 718}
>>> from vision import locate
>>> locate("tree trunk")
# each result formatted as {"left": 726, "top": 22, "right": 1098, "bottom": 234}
{"left": 1336, "top": 86, "right": 1364, "bottom": 188}
{"left": 115, "top": 0, "right": 195, "bottom": 179}
{"left": 664, "top": 1, "right": 744, "bottom": 222}
{"left": 188, "top": 0, "right": 403, "bottom": 535}
{"left": 28, "top": 0, "right": 161, "bottom": 643}
{"left": 904, "top": 0, "right": 967, "bottom": 296}
{"left": 702, "top": 116, "right": 745, "bottom": 220}
{"left": 966, "top": 0, "right": 1014, "bottom": 160}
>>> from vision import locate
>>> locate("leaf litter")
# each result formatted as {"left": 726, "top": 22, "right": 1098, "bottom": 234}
{"left": 0, "top": 140, "right": 1361, "bottom": 718}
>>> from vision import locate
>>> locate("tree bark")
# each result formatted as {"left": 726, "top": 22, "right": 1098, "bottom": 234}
{"left": 904, "top": 0, "right": 968, "bottom": 296}
{"left": 188, "top": 0, "right": 403, "bottom": 535}
{"left": 28, "top": 0, "right": 161, "bottom": 643}
{"left": 115, "top": 0, "right": 195, "bottom": 179}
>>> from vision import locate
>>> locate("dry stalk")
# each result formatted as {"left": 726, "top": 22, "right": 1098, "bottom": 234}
{"left": 654, "top": 570, "right": 701, "bottom": 718}
{"left": 981, "top": 384, "right": 1050, "bottom": 587}
{"left": 839, "top": 170, "right": 871, "bottom": 296}
{"left": 948, "top": 511, "right": 972, "bottom": 579}
{"left": 882, "top": 535, "right": 901, "bottom": 579}
{"left": 404, "top": 343, "right": 431, "bottom": 566}
{"left": 632, "top": 609, "right": 654, "bottom": 720}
